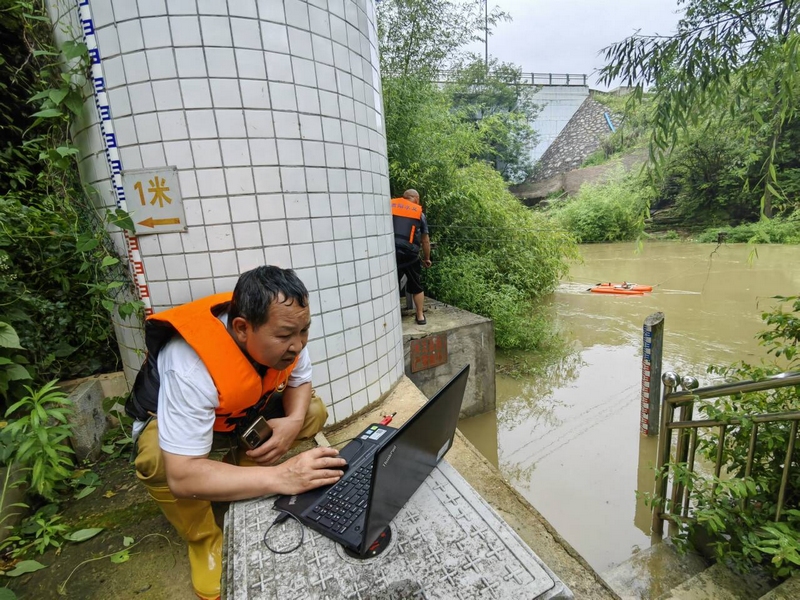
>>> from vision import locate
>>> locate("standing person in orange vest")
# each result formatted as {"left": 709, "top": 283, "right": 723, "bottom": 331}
{"left": 126, "top": 265, "right": 346, "bottom": 600}
{"left": 391, "top": 189, "right": 432, "bottom": 325}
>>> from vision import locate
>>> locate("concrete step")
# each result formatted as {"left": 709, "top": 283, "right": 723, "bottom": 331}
{"left": 659, "top": 563, "right": 772, "bottom": 600}
{"left": 758, "top": 576, "right": 800, "bottom": 599}
{"left": 602, "top": 542, "right": 707, "bottom": 599}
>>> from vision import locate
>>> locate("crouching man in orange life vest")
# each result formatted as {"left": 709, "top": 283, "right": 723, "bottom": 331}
{"left": 125, "top": 266, "right": 345, "bottom": 600}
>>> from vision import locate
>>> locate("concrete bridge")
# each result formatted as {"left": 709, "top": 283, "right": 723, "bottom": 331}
{"left": 435, "top": 71, "right": 591, "bottom": 163}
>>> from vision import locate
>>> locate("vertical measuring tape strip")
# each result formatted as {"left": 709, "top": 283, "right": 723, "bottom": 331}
{"left": 641, "top": 324, "right": 653, "bottom": 435}
{"left": 76, "top": 0, "right": 153, "bottom": 316}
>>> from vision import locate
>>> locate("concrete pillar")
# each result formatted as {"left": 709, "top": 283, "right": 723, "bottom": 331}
{"left": 44, "top": 0, "right": 403, "bottom": 424}
{"left": 65, "top": 378, "right": 108, "bottom": 461}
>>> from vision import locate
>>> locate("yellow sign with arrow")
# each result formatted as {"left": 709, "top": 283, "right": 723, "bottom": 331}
{"left": 122, "top": 167, "right": 187, "bottom": 235}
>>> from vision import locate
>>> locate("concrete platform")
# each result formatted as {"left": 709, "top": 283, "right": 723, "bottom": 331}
{"left": 659, "top": 563, "right": 772, "bottom": 599}
{"left": 401, "top": 298, "right": 495, "bottom": 419}
{"left": 760, "top": 576, "right": 800, "bottom": 599}
{"left": 224, "top": 461, "right": 570, "bottom": 599}
{"left": 602, "top": 542, "right": 708, "bottom": 599}
{"left": 224, "top": 377, "right": 616, "bottom": 599}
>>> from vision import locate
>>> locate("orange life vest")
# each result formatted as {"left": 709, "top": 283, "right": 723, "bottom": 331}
{"left": 127, "top": 292, "right": 298, "bottom": 433}
{"left": 391, "top": 197, "right": 422, "bottom": 253}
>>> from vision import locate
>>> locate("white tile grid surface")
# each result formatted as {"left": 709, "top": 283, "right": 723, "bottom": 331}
{"left": 69, "top": 0, "right": 396, "bottom": 421}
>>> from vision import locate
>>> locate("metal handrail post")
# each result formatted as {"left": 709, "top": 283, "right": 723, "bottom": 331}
{"left": 668, "top": 403, "right": 693, "bottom": 537}
{"left": 776, "top": 420, "right": 798, "bottom": 521}
{"left": 667, "top": 376, "right": 698, "bottom": 537}
{"left": 651, "top": 372, "right": 679, "bottom": 543}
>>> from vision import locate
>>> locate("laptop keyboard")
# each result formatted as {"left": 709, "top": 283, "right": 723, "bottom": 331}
{"left": 309, "top": 461, "right": 374, "bottom": 534}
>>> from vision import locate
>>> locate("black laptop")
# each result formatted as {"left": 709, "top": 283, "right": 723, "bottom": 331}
{"left": 273, "top": 364, "right": 470, "bottom": 556}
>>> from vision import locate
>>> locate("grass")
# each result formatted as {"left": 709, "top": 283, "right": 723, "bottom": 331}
{"left": 694, "top": 216, "right": 800, "bottom": 244}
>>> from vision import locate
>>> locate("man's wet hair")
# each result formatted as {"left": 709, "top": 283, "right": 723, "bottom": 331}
{"left": 229, "top": 265, "right": 308, "bottom": 328}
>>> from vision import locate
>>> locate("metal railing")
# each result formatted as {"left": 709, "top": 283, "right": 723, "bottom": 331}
{"left": 518, "top": 72, "right": 588, "bottom": 86}
{"left": 432, "top": 71, "right": 588, "bottom": 87}
{"left": 651, "top": 371, "right": 800, "bottom": 542}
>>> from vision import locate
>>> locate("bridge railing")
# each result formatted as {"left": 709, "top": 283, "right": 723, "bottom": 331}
{"left": 431, "top": 71, "right": 588, "bottom": 86}
{"left": 519, "top": 73, "right": 588, "bottom": 86}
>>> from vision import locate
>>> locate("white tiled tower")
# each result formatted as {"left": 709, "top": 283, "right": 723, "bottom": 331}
{"left": 45, "top": 0, "right": 403, "bottom": 424}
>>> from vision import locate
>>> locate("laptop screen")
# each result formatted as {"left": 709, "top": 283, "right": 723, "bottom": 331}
{"left": 361, "top": 365, "right": 470, "bottom": 552}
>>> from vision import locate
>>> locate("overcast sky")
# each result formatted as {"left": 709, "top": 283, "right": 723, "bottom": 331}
{"left": 467, "top": 0, "right": 684, "bottom": 89}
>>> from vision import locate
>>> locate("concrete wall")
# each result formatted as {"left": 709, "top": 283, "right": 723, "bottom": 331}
{"left": 44, "top": 0, "right": 404, "bottom": 425}
{"left": 533, "top": 96, "right": 615, "bottom": 182}
{"left": 401, "top": 300, "right": 495, "bottom": 419}
{"left": 529, "top": 85, "right": 590, "bottom": 163}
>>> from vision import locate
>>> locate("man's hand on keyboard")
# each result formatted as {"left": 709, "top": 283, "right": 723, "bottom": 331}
{"left": 275, "top": 447, "right": 347, "bottom": 495}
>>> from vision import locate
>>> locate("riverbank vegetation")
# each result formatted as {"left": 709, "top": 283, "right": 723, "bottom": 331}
{"left": 547, "top": 172, "right": 650, "bottom": 243}
{"left": 664, "top": 296, "right": 800, "bottom": 579}
{"left": 695, "top": 215, "right": 800, "bottom": 244}
{"left": 545, "top": 0, "right": 800, "bottom": 244}
{"left": 379, "top": 0, "right": 578, "bottom": 349}
{"left": 1, "top": 3, "right": 137, "bottom": 405}
{"left": 0, "top": 5, "right": 141, "bottom": 589}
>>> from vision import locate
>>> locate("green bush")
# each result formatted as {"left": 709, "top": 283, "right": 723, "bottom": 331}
{"left": 4, "top": 381, "right": 74, "bottom": 501}
{"left": 0, "top": 3, "right": 141, "bottom": 409}
{"left": 695, "top": 216, "right": 800, "bottom": 244}
{"left": 383, "top": 74, "right": 578, "bottom": 350}
{"left": 426, "top": 162, "right": 576, "bottom": 294}
{"left": 420, "top": 162, "right": 578, "bottom": 350}
{"left": 429, "top": 250, "right": 552, "bottom": 350}
{"left": 0, "top": 197, "right": 123, "bottom": 389}
{"left": 548, "top": 173, "right": 649, "bottom": 243}
{"left": 581, "top": 149, "right": 608, "bottom": 168}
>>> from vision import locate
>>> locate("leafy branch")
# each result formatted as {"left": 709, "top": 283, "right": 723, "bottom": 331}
{"left": 600, "top": 0, "right": 800, "bottom": 218}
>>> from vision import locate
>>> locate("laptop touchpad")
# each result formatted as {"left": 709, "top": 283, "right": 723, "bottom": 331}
{"left": 339, "top": 440, "right": 372, "bottom": 465}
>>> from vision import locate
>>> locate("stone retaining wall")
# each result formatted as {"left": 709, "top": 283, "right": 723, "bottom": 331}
{"left": 533, "top": 97, "right": 616, "bottom": 182}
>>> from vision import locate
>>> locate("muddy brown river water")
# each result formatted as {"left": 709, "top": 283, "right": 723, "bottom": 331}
{"left": 458, "top": 241, "right": 800, "bottom": 574}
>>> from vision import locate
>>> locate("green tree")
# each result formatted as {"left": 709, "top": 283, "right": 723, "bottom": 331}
{"left": 658, "top": 118, "right": 758, "bottom": 223}
{"left": 378, "top": 1, "right": 578, "bottom": 349}
{"left": 446, "top": 58, "right": 540, "bottom": 183}
{"left": 600, "top": 0, "right": 800, "bottom": 218}
{"left": 382, "top": 76, "right": 484, "bottom": 199}
{"left": 378, "top": 0, "right": 506, "bottom": 77}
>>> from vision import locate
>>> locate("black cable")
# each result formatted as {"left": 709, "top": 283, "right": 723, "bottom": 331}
{"left": 263, "top": 511, "right": 304, "bottom": 554}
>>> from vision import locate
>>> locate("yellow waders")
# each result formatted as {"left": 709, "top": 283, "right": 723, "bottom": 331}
{"left": 134, "top": 393, "right": 328, "bottom": 600}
